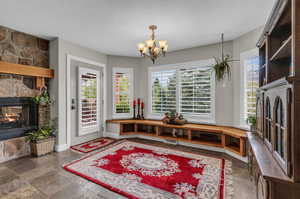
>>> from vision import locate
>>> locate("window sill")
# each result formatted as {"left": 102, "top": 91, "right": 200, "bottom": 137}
{"left": 146, "top": 114, "right": 216, "bottom": 125}
{"left": 112, "top": 114, "right": 132, "bottom": 120}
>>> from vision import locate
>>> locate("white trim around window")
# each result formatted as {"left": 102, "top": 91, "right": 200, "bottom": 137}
{"left": 112, "top": 67, "right": 134, "bottom": 119}
{"left": 240, "top": 48, "right": 259, "bottom": 128}
{"left": 147, "top": 59, "right": 216, "bottom": 124}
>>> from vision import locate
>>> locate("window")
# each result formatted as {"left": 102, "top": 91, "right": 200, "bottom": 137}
{"left": 78, "top": 67, "right": 100, "bottom": 135}
{"left": 275, "top": 97, "right": 285, "bottom": 159}
{"left": 151, "top": 70, "right": 177, "bottom": 113}
{"left": 240, "top": 49, "right": 259, "bottom": 126}
{"left": 180, "top": 67, "right": 212, "bottom": 114}
{"left": 265, "top": 98, "right": 272, "bottom": 143}
{"left": 149, "top": 59, "right": 215, "bottom": 123}
{"left": 244, "top": 57, "right": 259, "bottom": 119}
{"left": 112, "top": 68, "right": 133, "bottom": 118}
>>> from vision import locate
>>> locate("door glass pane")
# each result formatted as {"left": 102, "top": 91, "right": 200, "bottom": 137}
{"left": 78, "top": 68, "right": 100, "bottom": 135}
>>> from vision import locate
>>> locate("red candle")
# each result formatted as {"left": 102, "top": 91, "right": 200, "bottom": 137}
{"left": 138, "top": 98, "right": 140, "bottom": 105}
{"left": 141, "top": 101, "right": 144, "bottom": 109}
{"left": 133, "top": 99, "right": 136, "bottom": 107}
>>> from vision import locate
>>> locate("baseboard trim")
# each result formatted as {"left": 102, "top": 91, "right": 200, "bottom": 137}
{"left": 103, "top": 132, "right": 120, "bottom": 139}
{"left": 55, "top": 144, "right": 69, "bottom": 152}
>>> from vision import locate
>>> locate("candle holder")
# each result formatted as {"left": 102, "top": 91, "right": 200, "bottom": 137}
{"left": 133, "top": 105, "right": 136, "bottom": 119}
{"left": 137, "top": 104, "right": 141, "bottom": 120}
{"left": 141, "top": 101, "right": 145, "bottom": 120}
{"left": 141, "top": 106, "right": 144, "bottom": 120}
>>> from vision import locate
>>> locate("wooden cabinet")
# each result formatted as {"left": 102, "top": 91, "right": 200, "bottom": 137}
{"left": 249, "top": 0, "right": 300, "bottom": 198}
{"left": 263, "top": 81, "right": 292, "bottom": 175}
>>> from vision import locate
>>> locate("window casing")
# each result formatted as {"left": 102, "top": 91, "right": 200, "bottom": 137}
{"left": 112, "top": 68, "right": 133, "bottom": 119}
{"left": 240, "top": 49, "right": 259, "bottom": 127}
{"left": 148, "top": 59, "right": 215, "bottom": 123}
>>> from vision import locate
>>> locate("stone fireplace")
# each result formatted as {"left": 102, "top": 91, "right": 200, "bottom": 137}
{"left": 0, "top": 25, "right": 51, "bottom": 163}
{"left": 0, "top": 97, "right": 38, "bottom": 141}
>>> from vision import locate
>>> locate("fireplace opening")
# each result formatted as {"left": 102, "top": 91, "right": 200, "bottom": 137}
{"left": 0, "top": 97, "right": 38, "bottom": 141}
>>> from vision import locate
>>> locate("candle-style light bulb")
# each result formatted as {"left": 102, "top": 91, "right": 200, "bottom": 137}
{"left": 146, "top": 40, "right": 154, "bottom": 48}
{"left": 138, "top": 43, "right": 145, "bottom": 51}
{"left": 159, "top": 40, "right": 167, "bottom": 48}
{"left": 163, "top": 44, "right": 168, "bottom": 52}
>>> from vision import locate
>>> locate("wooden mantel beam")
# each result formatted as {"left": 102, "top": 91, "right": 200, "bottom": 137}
{"left": 0, "top": 61, "right": 54, "bottom": 78}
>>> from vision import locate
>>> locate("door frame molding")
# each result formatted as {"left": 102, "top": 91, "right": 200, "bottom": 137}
{"left": 66, "top": 54, "right": 106, "bottom": 148}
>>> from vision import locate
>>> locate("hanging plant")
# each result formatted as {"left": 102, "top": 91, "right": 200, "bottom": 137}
{"left": 213, "top": 55, "right": 235, "bottom": 81}
{"left": 33, "top": 87, "right": 52, "bottom": 106}
{"left": 212, "top": 34, "right": 237, "bottom": 81}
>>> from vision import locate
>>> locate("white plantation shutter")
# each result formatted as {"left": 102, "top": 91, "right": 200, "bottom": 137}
{"left": 78, "top": 67, "right": 100, "bottom": 135}
{"left": 245, "top": 57, "right": 259, "bottom": 119}
{"left": 180, "top": 67, "right": 212, "bottom": 114}
{"left": 112, "top": 68, "right": 133, "bottom": 118}
{"left": 149, "top": 59, "right": 215, "bottom": 122}
{"left": 151, "top": 70, "right": 177, "bottom": 113}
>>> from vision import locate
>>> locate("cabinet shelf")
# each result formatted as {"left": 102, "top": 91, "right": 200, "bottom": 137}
{"left": 270, "top": 36, "right": 292, "bottom": 62}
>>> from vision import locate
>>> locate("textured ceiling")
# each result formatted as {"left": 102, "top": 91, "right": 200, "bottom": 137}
{"left": 0, "top": 0, "right": 275, "bottom": 56}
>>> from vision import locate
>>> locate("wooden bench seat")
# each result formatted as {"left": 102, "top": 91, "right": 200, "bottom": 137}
{"left": 106, "top": 119, "right": 248, "bottom": 157}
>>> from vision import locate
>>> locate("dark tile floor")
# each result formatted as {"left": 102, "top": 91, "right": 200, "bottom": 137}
{"left": 0, "top": 138, "right": 256, "bottom": 199}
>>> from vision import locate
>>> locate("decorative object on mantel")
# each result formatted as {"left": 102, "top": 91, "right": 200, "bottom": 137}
{"left": 137, "top": 25, "right": 168, "bottom": 64}
{"left": 246, "top": 115, "right": 257, "bottom": 133}
{"left": 0, "top": 61, "right": 54, "bottom": 89}
{"left": 26, "top": 122, "right": 56, "bottom": 156}
{"left": 212, "top": 34, "right": 237, "bottom": 81}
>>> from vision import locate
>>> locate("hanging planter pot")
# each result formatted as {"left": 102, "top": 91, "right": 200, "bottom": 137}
{"left": 212, "top": 34, "right": 238, "bottom": 81}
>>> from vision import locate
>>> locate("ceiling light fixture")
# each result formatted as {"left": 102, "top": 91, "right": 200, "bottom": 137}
{"left": 137, "top": 25, "right": 168, "bottom": 64}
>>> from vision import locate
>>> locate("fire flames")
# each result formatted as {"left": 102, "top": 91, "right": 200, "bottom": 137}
{"left": 0, "top": 113, "right": 18, "bottom": 123}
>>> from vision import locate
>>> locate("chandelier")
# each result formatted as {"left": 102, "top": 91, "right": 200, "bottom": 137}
{"left": 137, "top": 25, "right": 168, "bottom": 64}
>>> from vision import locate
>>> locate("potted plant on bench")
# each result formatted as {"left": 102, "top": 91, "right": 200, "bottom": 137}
{"left": 26, "top": 124, "right": 55, "bottom": 156}
{"left": 246, "top": 115, "right": 257, "bottom": 133}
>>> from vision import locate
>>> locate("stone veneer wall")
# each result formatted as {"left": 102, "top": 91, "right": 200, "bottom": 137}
{"left": 0, "top": 25, "right": 49, "bottom": 67}
{"left": 0, "top": 26, "right": 50, "bottom": 163}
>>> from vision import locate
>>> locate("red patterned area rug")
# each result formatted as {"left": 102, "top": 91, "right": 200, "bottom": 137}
{"left": 70, "top": 138, "right": 114, "bottom": 154}
{"left": 64, "top": 141, "right": 233, "bottom": 199}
